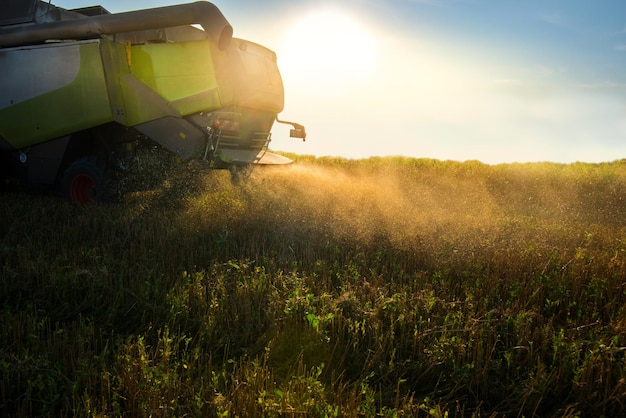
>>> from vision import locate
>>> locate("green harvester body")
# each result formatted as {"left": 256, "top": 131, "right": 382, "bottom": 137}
{"left": 0, "top": 0, "right": 304, "bottom": 202}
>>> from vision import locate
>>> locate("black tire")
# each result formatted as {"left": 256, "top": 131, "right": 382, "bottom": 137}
{"left": 0, "top": 154, "right": 10, "bottom": 192}
{"left": 60, "top": 156, "right": 109, "bottom": 205}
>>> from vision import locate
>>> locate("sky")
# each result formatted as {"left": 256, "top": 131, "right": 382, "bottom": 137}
{"left": 54, "top": 0, "right": 626, "bottom": 164}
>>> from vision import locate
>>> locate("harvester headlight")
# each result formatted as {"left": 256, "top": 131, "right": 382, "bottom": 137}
{"left": 213, "top": 119, "right": 239, "bottom": 132}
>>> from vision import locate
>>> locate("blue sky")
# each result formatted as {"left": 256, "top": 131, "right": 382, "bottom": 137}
{"left": 54, "top": 0, "right": 626, "bottom": 163}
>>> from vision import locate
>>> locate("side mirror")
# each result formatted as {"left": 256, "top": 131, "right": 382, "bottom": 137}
{"left": 276, "top": 118, "right": 307, "bottom": 142}
{"left": 290, "top": 124, "right": 306, "bottom": 140}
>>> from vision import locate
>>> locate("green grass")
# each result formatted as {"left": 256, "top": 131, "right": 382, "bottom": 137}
{"left": 2, "top": 156, "right": 626, "bottom": 417}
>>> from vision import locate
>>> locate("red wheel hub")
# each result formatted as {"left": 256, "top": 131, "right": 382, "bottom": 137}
{"left": 69, "top": 174, "right": 97, "bottom": 205}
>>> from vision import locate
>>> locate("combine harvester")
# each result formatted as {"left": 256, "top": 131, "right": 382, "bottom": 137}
{"left": 0, "top": 0, "right": 306, "bottom": 204}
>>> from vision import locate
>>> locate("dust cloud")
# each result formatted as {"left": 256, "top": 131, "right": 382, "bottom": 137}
{"left": 176, "top": 158, "right": 626, "bottom": 240}
{"left": 242, "top": 161, "right": 502, "bottom": 249}
{"left": 170, "top": 158, "right": 626, "bottom": 275}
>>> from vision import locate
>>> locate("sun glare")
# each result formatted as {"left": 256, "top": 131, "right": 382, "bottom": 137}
{"left": 279, "top": 9, "right": 378, "bottom": 95}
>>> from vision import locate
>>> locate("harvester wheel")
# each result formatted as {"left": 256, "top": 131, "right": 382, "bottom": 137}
{"left": 61, "top": 157, "right": 109, "bottom": 205}
{"left": 229, "top": 164, "right": 253, "bottom": 185}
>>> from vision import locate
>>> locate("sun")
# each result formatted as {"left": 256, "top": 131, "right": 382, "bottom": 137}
{"left": 278, "top": 9, "right": 378, "bottom": 95}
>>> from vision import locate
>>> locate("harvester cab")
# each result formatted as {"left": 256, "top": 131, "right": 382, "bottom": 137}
{"left": 0, "top": 0, "right": 305, "bottom": 204}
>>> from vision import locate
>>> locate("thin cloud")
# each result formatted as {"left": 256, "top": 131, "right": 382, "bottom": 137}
{"left": 533, "top": 64, "right": 566, "bottom": 79}
{"left": 491, "top": 79, "right": 521, "bottom": 85}
{"left": 538, "top": 12, "right": 569, "bottom": 26}
{"left": 577, "top": 80, "right": 626, "bottom": 89}
{"left": 399, "top": 0, "right": 446, "bottom": 6}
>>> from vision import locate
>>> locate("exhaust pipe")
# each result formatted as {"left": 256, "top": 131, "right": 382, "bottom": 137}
{"left": 0, "top": 1, "right": 233, "bottom": 49}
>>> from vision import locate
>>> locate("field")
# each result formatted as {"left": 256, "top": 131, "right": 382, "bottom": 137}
{"left": 1, "top": 155, "right": 626, "bottom": 417}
